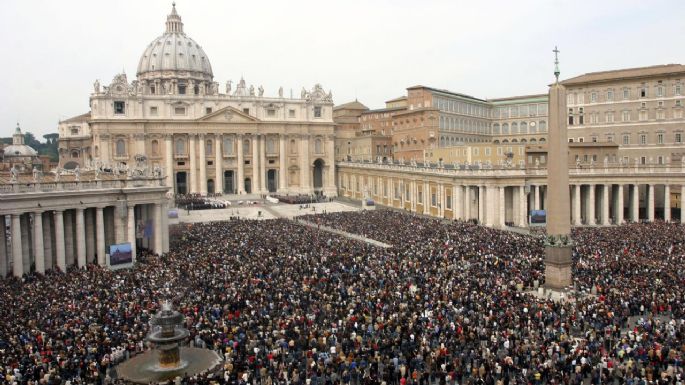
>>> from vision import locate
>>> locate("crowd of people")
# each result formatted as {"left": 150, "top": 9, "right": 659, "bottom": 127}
{"left": 1, "top": 209, "right": 684, "bottom": 385}
{"left": 174, "top": 194, "right": 231, "bottom": 210}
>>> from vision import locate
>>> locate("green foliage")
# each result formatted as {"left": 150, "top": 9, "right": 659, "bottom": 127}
{"left": 1, "top": 132, "right": 59, "bottom": 162}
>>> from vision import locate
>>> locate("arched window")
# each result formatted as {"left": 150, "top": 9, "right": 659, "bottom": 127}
{"left": 539, "top": 138, "right": 546, "bottom": 143}
{"left": 71, "top": 150, "right": 79, "bottom": 158}
{"left": 502, "top": 139, "right": 509, "bottom": 143}
{"left": 520, "top": 122, "right": 528, "bottom": 134}
{"left": 440, "top": 136, "right": 445, "bottom": 146}
{"left": 520, "top": 139, "right": 527, "bottom": 143}
{"left": 539, "top": 120, "right": 547, "bottom": 132}
{"left": 530, "top": 138, "right": 537, "bottom": 143}
{"left": 243, "top": 139, "right": 251, "bottom": 155}
{"left": 116, "top": 139, "right": 126, "bottom": 156}
{"left": 151, "top": 140, "right": 159, "bottom": 156}
{"left": 314, "top": 138, "right": 323, "bottom": 154}
{"left": 493, "top": 123, "right": 500, "bottom": 134}
{"left": 511, "top": 122, "right": 518, "bottom": 134}
{"left": 206, "top": 139, "right": 213, "bottom": 155}
{"left": 175, "top": 139, "right": 185, "bottom": 155}
{"left": 267, "top": 137, "right": 276, "bottom": 154}
{"left": 530, "top": 121, "right": 537, "bottom": 133}
{"left": 223, "top": 137, "right": 234, "bottom": 156}
{"left": 502, "top": 123, "right": 509, "bottom": 134}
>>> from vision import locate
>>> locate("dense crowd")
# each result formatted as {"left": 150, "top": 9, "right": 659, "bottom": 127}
{"left": 1, "top": 210, "right": 684, "bottom": 385}
{"left": 175, "top": 194, "right": 231, "bottom": 210}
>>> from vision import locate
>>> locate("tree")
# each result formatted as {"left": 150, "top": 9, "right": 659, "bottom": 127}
{"left": 43, "top": 133, "right": 59, "bottom": 145}
{"left": 23, "top": 131, "right": 41, "bottom": 148}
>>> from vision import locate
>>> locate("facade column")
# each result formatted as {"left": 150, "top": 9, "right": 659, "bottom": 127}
{"left": 616, "top": 184, "right": 624, "bottom": 225}
{"left": 681, "top": 185, "right": 685, "bottom": 224}
{"left": 161, "top": 200, "right": 170, "bottom": 253}
{"left": 127, "top": 205, "right": 136, "bottom": 263}
{"left": 439, "top": 184, "right": 445, "bottom": 217}
{"left": 464, "top": 186, "right": 471, "bottom": 220}
{"left": 278, "top": 134, "right": 286, "bottom": 192}
{"left": 54, "top": 210, "right": 66, "bottom": 272}
{"left": 11, "top": 214, "right": 23, "bottom": 277}
{"left": 573, "top": 184, "right": 581, "bottom": 226}
{"left": 188, "top": 134, "right": 197, "bottom": 194}
{"left": 85, "top": 209, "right": 95, "bottom": 263}
{"left": 253, "top": 134, "right": 260, "bottom": 194}
{"left": 423, "top": 182, "right": 430, "bottom": 215}
{"left": 300, "top": 135, "right": 311, "bottom": 193}
{"left": 478, "top": 185, "right": 486, "bottom": 224}
{"left": 498, "top": 186, "right": 505, "bottom": 227}
{"left": 199, "top": 134, "right": 207, "bottom": 195}
{"left": 664, "top": 184, "right": 671, "bottom": 222}
{"left": 42, "top": 213, "right": 53, "bottom": 271}
{"left": 96, "top": 207, "right": 106, "bottom": 266}
{"left": 631, "top": 184, "right": 640, "bottom": 222}
{"left": 533, "top": 185, "right": 540, "bottom": 211}
{"left": 517, "top": 186, "right": 527, "bottom": 227}
{"left": 647, "top": 184, "right": 655, "bottom": 222}
{"left": 154, "top": 202, "right": 163, "bottom": 255}
{"left": 33, "top": 212, "right": 45, "bottom": 274}
{"left": 259, "top": 134, "right": 267, "bottom": 193}
{"left": 75, "top": 208, "right": 86, "bottom": 268}
{"left": 20, "top": 215, "right": 30, "bottom": 274}
{"left": 587, "top": 184, "right": 596, "bottom": 225}
{"left": 165, "top": 134, "right": 174, "bottom": 189}
{"left": 326, "top": 136, "right": 336, "bottom": 195}
{"left": 215, "top": 134, "right": 223, "bottom": 195}
{"left": 237, "top": 134, "right": 245, "bottom": 194}
{"left": 602, "top": 184, "right": 610, "bottom": 225}
{"left": 0, "top": 216, "right": 6, "bottom": 277}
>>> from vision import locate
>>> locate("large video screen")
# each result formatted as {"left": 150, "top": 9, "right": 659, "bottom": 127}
{"left": 109, "top": 243, "right": 133, "bottom": 266}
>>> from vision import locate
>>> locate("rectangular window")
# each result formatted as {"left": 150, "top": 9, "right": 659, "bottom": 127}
{"left": 639, "top": 134, "right": 647, "bottom": 145}
{"left": 243, "top": 108, "right": 250, "bottom": 115}
{"left": 657, "top": 86, "right": 664, "bottom": 97}
{"left": 607, "top": 135, "right": 613, "bottom": 143}
{"left": 568, "top": 138, "right": 574, "bottom": 143}
{"left": 150, "top": 85, "right": 155, "bottom": 94}
{"left": 418, "top": 191, "right": 423, "bottom": 204}
{"left": 623, "top": 88, "right": 630, "bottom": 99}
{"left": 622, "top": 111, "right": 630, "bottom": 122}
{"left": 607, "top": 89, "right": 613, "bottom": 101}
{"left": 639, "top": 110, "right": 648, "bottom": 121}
{"left": 578, "top": 137, "right": 584, "bottom": 143}
{"left": 205, "top": 107, "right": 212, "bottom": 114}
{"left": 640, "top": 86, "right": 647, "bottom": 98}
{"left": 591, "top": 136, "right": 597, "bottom": 142}
{"left": 431, "top": 192, "right": 437, "bottom": 207}
{"left": 623, "top": 135, "right": 629, "bottom": 145}
{"left": 178, "top": 84, "right": 186, "bottom": 95}
{"left": 591, "top": 92, "right": 597, "bottom": 102}
{"left": 174, "top": 107, "right": 186, "bottom": 115}
{"left": 658, "top": 156, "right": 664, "bottom": 165}
{"left": 446, "top": 195, "right": 452, "bottom": 209}
{"left": 676, "top": 84, "right": 682, "bottom": 96}
{"left": 267, "top": 109, "right": 276, "bottom": 117}
{"left": 676, "top": 133, "right": 682, "bottom": 143}
{"left": 657, "top": 133, "right": 664, "bottom": 144}
{"left": 314, "top": 106, "right": 322, "bottom": 118}
{"left": 606, "top": 112, "right": 614, "bottom": 123}
{"left": 641, "top": 156, "right": 647, "bottom": 165}
{"left": 289, "top": 109, "right": 295, "bottom": 118}
{"left": 657, "top": 110, "right": 665, "bottom": 120}
{"left": 114, "top": 101, "right": 125, "bottom": 114}
{"left": 150, "top": 106, "right": 158, "bottom": 116}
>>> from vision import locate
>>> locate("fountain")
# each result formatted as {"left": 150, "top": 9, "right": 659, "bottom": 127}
{"left": 115, "top": 301, "right": 222, "bottom": 383}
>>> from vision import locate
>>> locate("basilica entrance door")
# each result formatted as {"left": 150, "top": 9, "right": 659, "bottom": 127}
{"left": 176, "top": 172, "right": 187, "bottom": 195}
{"left": 267, "top": 170, "right": 277, "bottom": 193}
{"left": 224, "top": 171, "right": 235, "bottom": 194}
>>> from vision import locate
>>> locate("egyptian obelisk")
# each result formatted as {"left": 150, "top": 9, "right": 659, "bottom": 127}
{"left": 544, "top": 47, "right": 573, "bottom": 289}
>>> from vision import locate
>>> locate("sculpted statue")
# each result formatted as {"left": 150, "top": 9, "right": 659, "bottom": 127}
{"left": 163, "top": 82, "right": 170, "bottom": 94}
{"left": 10, "top": 166, "right": 18, "bottom": 182}
{"left": 258, "top": 85, "right": 264, "bottom": 97}
{"left": 74, "top": 166, "right": 80, "bottom": 182}
{"left": 95, "top": 167, "right": 101, "bottom": 180}
{"left": 249, "top": 85, "right": 255, "bottom": 96}
{"left": 54, "top": 168, "right": 61, "bottom": 182}
{"left": 93, "top": 79, "right": 100, "bottom": 93}
{"left": 32, "top": 167, "right": 40, "bottom": 182}
{"left": 278, "top": 86, "right": 283, "bottom": 98}
{"left": 226, "top": 80, "right": 232, "bottom": 94}
{"left": 301, "top": 87, "right": 307, "bottom": 99}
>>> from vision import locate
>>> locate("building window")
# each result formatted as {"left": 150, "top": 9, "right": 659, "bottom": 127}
{"left": 607, "top": 89, "right": 614, "bottom": 101}
{"left": 623, "top": 88, "right": 630, "bottom": 100}
{"left": 639, "top": 134, "right": 647, "bottom": 145}
{"left": 289, "top": 109, "right": 295, "bottom": 118}
{"left": 657, "top": 86, "right": 664, "bottom": 97}
{"left": 568, "top": 138, "right": 574, "bottom": 143}
{"left": 590, "top": 92, "right": 597, "bottom": 103}
{"left": 622, "top": 135, "right": 629, "bottom": 145}
{"left": 657, "top": 133, "right": 664, "bottom": 144}
{"left": 578, "top": 137, "right": 584, "bottom": 143}
{"left": 243, "top": 139, "right": 251, "bottom": 155}
{"left": 676, "top": 133, "right": 682, "bottom": 143}
{"left": 205, "top": 107, "right": 212, "bottom": 114}
{"left": 70, "top": 128, "right": 79, "bottom": 135}
{"left": 591, "top": 136, "right": 597, "bottom": 142}
{"left": 115, "top": 139, "right": 126, "bottom": 156}
{"left": 175, "top": 139, "right": 185, "bottom": 155}
{"left": 657, "top": 109, "right": 665, "bottom": 120}
{"left": 622, "top": 110, "right": 630, "bottom": 122}
{"left": 151, "top": 140, "right": 159, "bottom": 156}
{"left": 223, "top": 137, "right": 234, "bottom": 156}
{"left": 639, "top": 110, "right": 648, "bottom": 121}
{"left": 568, "top": 108, "right": 574, "bottom": 125}
{"left": 150, "top": 85, "right": 156, "bottom": 94}
{"left": 607, "top": 135, "right": 614, "bottom": 143}
{"left": 206, "top": 139, "right": 213, "bottom": 155}
{"left": 70, "top": 150, "right": 79, "bottom": 158}
{"left": 539, "top": 121, "right": 546, "bottom": 131}
{"left": 431, "top": 192, "right": 437, "bottom": 207}
{"left": 267, "top": 109, "right": 276, "bottom": 117}
{"left": 314, "top": 138, "right": 323, "bottom": 154}
{"left": 114, "top": 101, "right": 125, "bottom": 114}
{"left": 178, "top": 84, "right": 186, "bottom": 95}
{"left": 658, "top": 156, "right": 664, "bottom": 165}
{"left": 314, "top": 106, "right": 322, "bottom": 118}
{"left": 243, "top": 108, "right": 250, "bottom": 115}
{"left": 174, "top": 107, "right": 186, "bottom": 115}
{"left": 675, "top": 84, "right": 682, "bottom": 96}
{"left": 640, "top": 85, "right": 647, "bottom": 98}
{"left": 150, "top": 106, "right": 158, "bottom": 116}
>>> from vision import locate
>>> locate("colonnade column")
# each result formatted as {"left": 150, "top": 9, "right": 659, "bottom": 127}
{"left": 85, "top": 210, "right": 95, "bottom": 263}
{"left": 165, "top": 134, "right": 174, "bottom": 189}
{"left": 199, "top": 133, "right": 207, "bottom": 195}
{"left": 127, "top": 205, "right": 136, "bottom": 263}
{"left": 54, "top": 210, "right": 66, "bottom": 272}
{"left": 42, "top": 213, "right": 53, "bottom": 271}
{"left": 96, "top": 207, "right": 106, "bottom": 266}
{"left": 300, "top": 135, "right": 311, "bottom": 193}
{"left": 533, "top": 185, "right": 540, "bottom": 210}
{"left": 664, "top": 184, "right": 671, "bottom": 222}
{"left": 478, "top": 186, "right": 485, "bottom": 224}
{"left": 616, "top": 184, "right": 624, "bottom": 225}
{"left": 252, "top": 135, "right": 260, "bottom": 194}
{"left": 573, "top": 184, "right": 581, "bottom": 226}
{"left": 681, "top": 185, "right": 685, "bottom": 224}
{"left": 326, "top": 137, "right": 336, "bottom": 194}
{"left": 587, "top": 184, "right": 596, "bottom": 225}
{"left": 33, "top": 212, "right": 45, "bottom": 274}
{"left": 76, "top": 208, "right": 86, "bottom": 268}
{"left": 11, "top": 214, "right": 22, "bottom": 277}
{"left": 464, "top": 186, "right": 471, "bottom": 220}
{"left": 161, "top": 199, "right": 170, "bottom": 253}
{"left": 647, "top": 184, "right": 655, "bottom": 222}
{"left": 260, "top": 135, "right": 267, "bottom": 193}
{"left": 278, "top": 134, "right": 286, "bottom": 192}
{"left": 517, "top": 186, "right": 527, "bottom": 227}
{"left": 423, "top": 182, "right": 430, "bottom": 215}
{"left": 154, "top": 203, "right": 163, "bottom": 255}
{"left": 454, "top": 184, "right": 462, "bottom": 220}
{"left": 188, "top": 134, "right": 197, "bottom": 194}
{"left": 237, "top": 134, "right": 245, "bottom": 194}
{"left": 439, "top": 184, "right": 445, "bottom": 217}
{"left": 498, "top": 186, "right": 505, "bottom": 228}
{"left": 631, "top": 184, "right": 640, "bottom": 222}
{"left": 215, "top": 135, "right": 223, "bottom": 195}
{"left": 0, "top": 215, "right": 6, "bottom": 277}
{"left": 602, "top": 185, "right": 610, "bottom": 226}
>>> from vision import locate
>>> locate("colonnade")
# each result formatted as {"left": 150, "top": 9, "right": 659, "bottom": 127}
{"left": 0, "top": 201, "right": 170, "bottom": 278}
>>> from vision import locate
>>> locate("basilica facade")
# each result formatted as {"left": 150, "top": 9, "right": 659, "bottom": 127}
{"left": 82, "top": 4, "right": 336, "bottom": 196}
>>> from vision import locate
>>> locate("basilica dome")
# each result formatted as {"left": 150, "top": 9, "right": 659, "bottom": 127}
{"left": 136, "top": 3, "right": 213, "bottom": 82}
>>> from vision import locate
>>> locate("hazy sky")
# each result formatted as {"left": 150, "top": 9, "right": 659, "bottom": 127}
{"left": 1, "top": 0, "right": 683, "bottom": 137}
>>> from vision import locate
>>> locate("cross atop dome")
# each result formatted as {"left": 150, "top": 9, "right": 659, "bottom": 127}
{"left": 165, "top": 2, "right": 184, "bottom": 34}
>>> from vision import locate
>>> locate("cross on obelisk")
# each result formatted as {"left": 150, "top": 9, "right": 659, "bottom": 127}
{"left": 553, "top": 46, "right": 560, "bottom": 82}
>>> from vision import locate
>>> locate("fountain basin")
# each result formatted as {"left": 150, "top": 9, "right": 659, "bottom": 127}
{"left": 116, "top": 347, "right": 222, "bottom": 384}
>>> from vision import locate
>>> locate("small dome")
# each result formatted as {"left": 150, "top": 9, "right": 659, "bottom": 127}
{"left": 136, "top": 4, "right": 213, "bottom": 81}
{"left": 4, "top": 145, "right": 38, "bottom": 157}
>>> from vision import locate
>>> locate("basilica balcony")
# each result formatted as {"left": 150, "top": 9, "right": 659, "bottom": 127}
{"left": 174, "top": 153, "right": 188, "bottom": 160}
{"left": 112, "top": 154, "right": 129, "bottom": 161}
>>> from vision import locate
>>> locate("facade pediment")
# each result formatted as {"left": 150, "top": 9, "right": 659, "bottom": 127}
{"left": 197, "top": 106, "right": 261, "bottom": 123}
